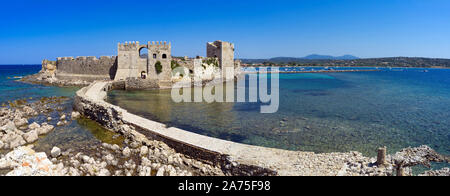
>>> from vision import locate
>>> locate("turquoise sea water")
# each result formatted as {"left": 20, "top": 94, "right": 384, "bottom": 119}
{"left": 0, "top": 65, "right": 77, "bottom": 102}
{"left": 1, "top": 65, "right": 449, "bottom": 160}
{"left": 108, "top": 67, "right": 450, "bottom": 158}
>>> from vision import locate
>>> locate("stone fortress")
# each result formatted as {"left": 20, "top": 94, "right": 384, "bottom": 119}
{"left": 39, "top": 40, "right": 241, "bottom": 88}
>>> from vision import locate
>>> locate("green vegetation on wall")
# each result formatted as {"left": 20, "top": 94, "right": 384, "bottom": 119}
{"left": 205, "top": 58, "right": 219, "bottom": 67}
{"left": 171, "top": 60, "right": 185, "bottom": 77}
{"left": 155, "top": 61, "right": 163, "bottom": 74}
{"left": 171, "top": 60, "right": 180, "bottom": 70}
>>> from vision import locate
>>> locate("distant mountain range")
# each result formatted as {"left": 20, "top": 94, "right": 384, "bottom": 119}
{"left": 302, "top": 54, "right": 359, "bottom": 60}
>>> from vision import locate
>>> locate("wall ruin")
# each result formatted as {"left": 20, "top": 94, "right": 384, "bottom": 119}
{"left": 55, "top": 56, "right": 117, "bottom": 81}
{"left": 45, "top": 40, "right": 239, "bottom": 86}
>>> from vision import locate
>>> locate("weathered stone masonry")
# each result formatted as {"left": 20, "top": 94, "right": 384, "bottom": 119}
{"left": 115, "top": 41, "right": 172, "bottom": 82}
{"left": 55, "top": 56, "right": 117, "bottom": 81}
{"left": 41, "top": 40, "right": 241, "bottom": 88}
{"left": 207, "top": 41, "right": 236, "bottom": 80}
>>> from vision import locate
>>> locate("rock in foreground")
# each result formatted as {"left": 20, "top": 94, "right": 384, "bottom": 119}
{"left": 0, "top": 146, "right": 65, "bottom": 176}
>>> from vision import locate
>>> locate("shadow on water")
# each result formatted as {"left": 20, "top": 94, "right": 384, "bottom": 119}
{"left": 33, "top": 117, "right": 124, "bottom": 154}
{"left": 165, "top": 121, "right": 248, "bottom": 143}
{"left": 233, "top": 103, "right": 262, "bottom": 112}
{"left": 76, "top": 117, "right": 125, "bottom": 146}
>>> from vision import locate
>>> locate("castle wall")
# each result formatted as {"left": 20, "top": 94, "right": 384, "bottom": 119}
{"left": 173, "top": 57, "right": 196, "bottom": 71}
{"left": 41, "top": 59, "right": 57, "bottom": 75}
{"left": 49, "top": 40, "right": 237, "bottom": 85}
{"left": 55, "top": 56, "right": 117, "bottom": 81}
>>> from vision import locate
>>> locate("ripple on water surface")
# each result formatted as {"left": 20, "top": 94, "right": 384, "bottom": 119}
{"left": 107, "top": 68, "right": 450, "bottom": 160}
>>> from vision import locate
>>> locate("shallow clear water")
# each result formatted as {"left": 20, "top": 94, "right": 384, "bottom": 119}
{"left": 108, "top": 67, "right": 450, "bottom": 157}
{"left": 0, "top": 65, "right": 123, "bottom": 155}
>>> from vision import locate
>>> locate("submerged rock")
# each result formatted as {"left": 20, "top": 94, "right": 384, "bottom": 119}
{"left": 28, "top": 122, "right": 40, "bottom": 130}
{"left": 22, "top": 106, "right": 37, "bottom": 116}
{"left": 13, "top": 118, "right": 28, "bottom": 128}
{"left": 37, "top": 124, "right": 54, "bottom": 135}
{"left": 23, "top": 130, "right": 38, "bottom": 143}
{"left": 71, "top": 111, "right": 81, "bottom": 119}
{"left": 51, "top": 147, "right": 62, "bottom": 158}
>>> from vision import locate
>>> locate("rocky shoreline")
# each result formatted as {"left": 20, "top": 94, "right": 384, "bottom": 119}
{"left": 0, "top": 83, "right": 448, "bottom": 176}
{"left": 0, "top": 97, "right": 224, "bottom": 176}
{"left": 20, "top": 72, "right": 92, "bottom": 87}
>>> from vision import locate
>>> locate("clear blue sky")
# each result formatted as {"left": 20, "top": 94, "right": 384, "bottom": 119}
{"left": 1, "top": 0, "right": 450, "bottom": 64}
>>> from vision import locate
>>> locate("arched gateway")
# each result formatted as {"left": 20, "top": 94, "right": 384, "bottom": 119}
{"left": 115, "top": 41, "right": 172, "bottom": 81}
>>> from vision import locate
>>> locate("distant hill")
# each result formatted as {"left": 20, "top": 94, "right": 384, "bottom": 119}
{"left": 303, "top": 54, "right": 359, "bottom": 60}
{"left": 140, "top": 53, "right": 148, "bottom": 58}
{"left": 240, "top": 56, "right": 450, "bottom": 68}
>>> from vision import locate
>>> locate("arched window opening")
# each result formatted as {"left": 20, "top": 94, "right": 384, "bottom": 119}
{"left": 139, "top": 48, "right": 148, "bottom": 59}
{"left": 162, "top": 54, "right": 167, "bottom": 59}
{"left": 153, "top": 54, "right": 157, "bottom": 59}
{"left": 141, "top": 71, "right": 147, "bottom": 79}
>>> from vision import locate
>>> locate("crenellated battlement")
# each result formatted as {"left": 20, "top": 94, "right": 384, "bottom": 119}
{"left": 100, "top": 56, "right": 115, "bottom": 60}
{"left": 147, "top": 41, "right": 171, "bottom": 49}
{"left": 57, "top": 57, "right": 75, "bottom": 61}
{"left": 117, "top": 41, "right": 171, "bottom": 51}
{"left": 118, "top": 41, "right": 141, "bottom": 51}
{"left": 76, "top": 56, "right": 88, "bottom": 60}
{"left": 56, "top": 56, "right": 117, "bottom": 62}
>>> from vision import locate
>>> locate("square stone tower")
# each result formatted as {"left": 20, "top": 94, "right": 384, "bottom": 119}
{"left": 146, "top": 41, "right": 172, "bottom": 82}
{"left": 207, "top": 40, "right": 235, "bottom": 80}
{"left": 115, "top": 41, "right": 141, "bottom": 81}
